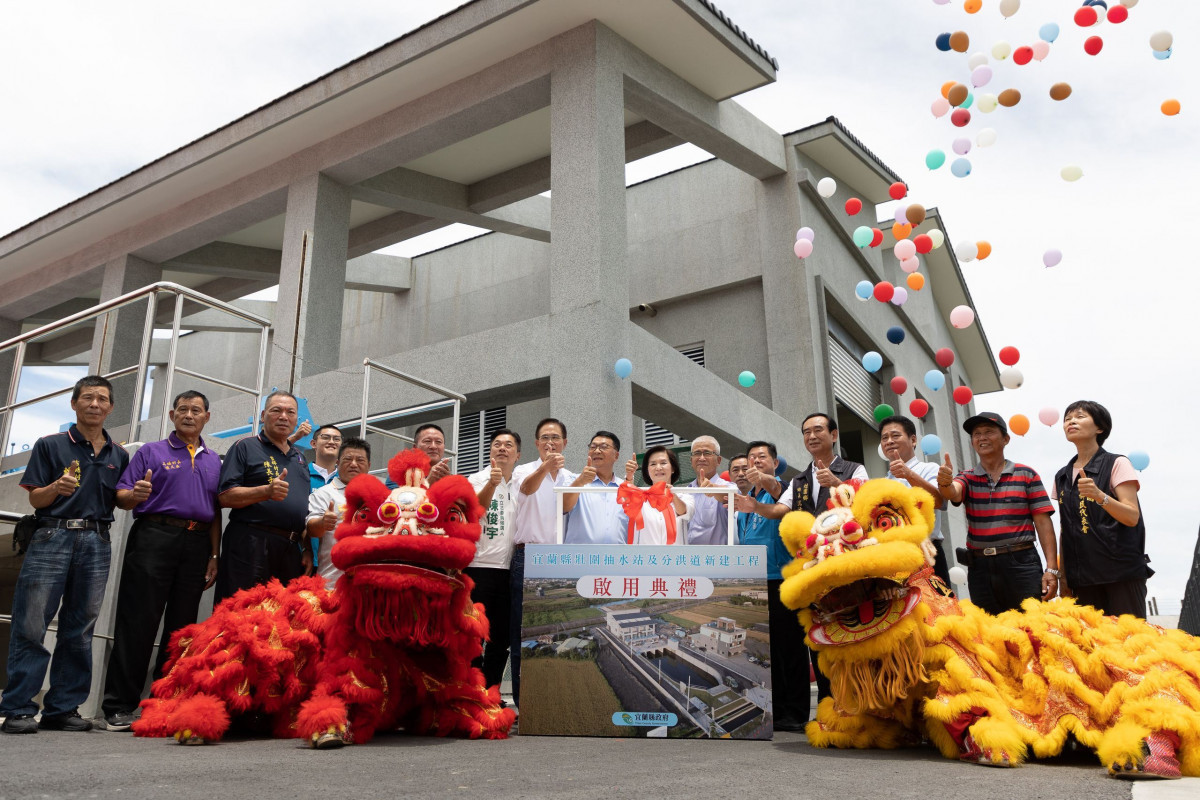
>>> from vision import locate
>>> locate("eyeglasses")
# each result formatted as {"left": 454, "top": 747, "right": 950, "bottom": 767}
{"left": 316, "top": 434, "right": 342, "bottom": 442}
{"left": 588, "top": 443, "right": 614, "bottom": 452}
{"left": 537, "top": 435, "right": 564, "bottom": 443}
{"left": 691, "top": 450, "right": 718, "bottom": 458}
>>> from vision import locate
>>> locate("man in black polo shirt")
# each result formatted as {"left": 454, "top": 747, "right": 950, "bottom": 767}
{"left": 1, "top": 375, "right": 129, "bottom": 734}
{"left": 214, "top": 390, "right": 311, "bottom": 603}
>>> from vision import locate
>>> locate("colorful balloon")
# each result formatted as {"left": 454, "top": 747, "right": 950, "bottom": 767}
{"left": 797, "top": 226, "right": 815, "bottom": 241}
{"left": 901, "top": 256, "right": 921, "bottom": 274}
{"left": 976, "top": 128, "right": 998, "bottom": 147}
{"left": 1000, "top": 367, "right": 1024, "bottom": 390}
{"left": 873, "top": 282, "right": 895, "bottom": 303}
{"left": 928, "top": 229, "right": 945, "bottom": 249}
{"left": 1039, "top": 22, "right": 1060, "bottom": 42}
{"left": 999, "top": 0, "right": 1020, "bottom": 18}
{"left": 976, "top": 93, "right": 999, "bottom": 113}
{"left": 932, "top": 97, "right": 951, "bottom": 118}
{"left": 1061, "top": 165, "right": 1084, "bottom": 182}
{"left": 1149, "top": 31, "right": 1173, "bottom": 52}
{"left": 793, "top": 238, "right": 813, "bottom": 258}
{"left": 1074, "top": 6, "right": 1098, "bottom": 26}
{"left": 935, "top": 32, "right": 953, "bottom": 52}
{"left": 953, "top": 386, "right": 973, "bottom": 405}
{"left": 910, "top": 399, "right": 930, "bottom": 419}
{"left": 615, "top": 358, "right": 633, "bottom": 379}
{"left": 926, "top": 148, "right": 947, "bottom": 169}
{"left": 925, "top": 370, "right": 946, "bottom": 391}
{"left": 953, "top": 137, "right": 971, "bottom": 155}
{"left": 1009, "top": 414, "right": 1031, "bottom": 436}
{"left": 999, "top": 346, "right": 1020, "bottom": 366}
{"left": 889, "top": 182, "right": 908, "bottom": 201}
{"left": 998, "top": 89, "right": 1022, "bottom": 107}
{"left": 890, "top": 287, "right": 909, "bottom": 306}
{"left": 1038, "top": 407, "right": 1059, "bottom": 427}
{"left": 936, "top": 348, "right": 955, "bottom": 368}
{"left": 940, "top": 80, "right": 957, "bottom": 100}
{"left": 950, "top": 305, "right": 976, "bottom": 329}
{"left": 968, "top": 52, "right": 989, "bottom": 70}
{"left": 1049, "top": 82, "right": 1072, "bottom": 101}
{"left": 963, "top": 0, "right": 981, "bottom": 14}
{"left": 853, "top": 226, "right": 873, "bottom": 247}
{"left": 951, "top": 108, "right": 971, "bottom": 127}
{"left": 905, "top": 204, "right": 927, "bottom": 226}
{"left": 991, "top": 41, "right": 1011, "bottom": 60}
{"left": 874, "top": 404, "right": 895, "bottom": 424}
{"left": 1108, "top": 5, "right": 1128, "bottom": 23}
{"left": 1084, "top": 36, "right": 1104, "bottom": 56}
{"left": 975, "top": 241, "right": 992, "bottom": 260}
{"left": 949, "top": 31, "right": 970, "bottom": 53}
{"left": 886, "top": 326, "right": 906, "bottom": 345}
{"left": 1128, "top": 450, "right": 1150, "bottom": 471}
{"left": 870, "top": 228, "right": 884, "bottom": 248}
{"left": 951, "top": 158, "right": 972, "bottom": 178}
{"left": 845, "top": 197, "right": 863, "bottom": 215}
{"left": 1162, "top": 99, "right": 1181, "bottom": 116}
{"left": 817, "top": 177, "right": 837, "bottom": 197}
{"left": 920, "top": 434, "right": 942, "bottom": 455}
{"left": 948, "top": 83, "right": 969, "bottom": 107}
{"left": 1013, "top": 46, "right": 1034, "bottom": 65}
{"left": 855, "top": 280, "right": 873, "bottom": 301}
{"left": 1031, "top": 40, "right": 1051, "bottom": 61}
{"left": 738, "top": 370, "right": 756, "bottom": 388}
{"left": 1153, "top": 48, "right": 1173, "bottom": 61}
{"left": 956, "top": 240, "right": 978, "bottom": 261}
{"left": 891, "top": 376, "right": 908, "bottom": 394}
{"left": 907, "top": 273, "right": 926, "bottom": 291}
{"left": 914, "top": 234, "right": 933, "bottom": 254}
{"left": 862, "top": 351, "right": 884, "bottom": 373}
{"left": 895, "top": 239, "right": 917, "bottom": 260}
{"left": 892, "top": 222, "right": 913, "bottom": 240}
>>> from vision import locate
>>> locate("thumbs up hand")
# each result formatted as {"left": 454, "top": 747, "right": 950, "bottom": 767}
{"left": 322, "top": 500, "right": 338, "bottom": 531}
{"left": 488, "top": 457, "right": 502, "bottom": 487}
{"left": 268, "top": 467, "right": 289, "bottom": 501}
{"left": 938, "top": 453, "right": 954, "bottom": 487}
{"left": 814, "top": 459, "right": 837, "bottom": 488}
{"left": 130, "top": 468, "right": 154, "bottom": 503}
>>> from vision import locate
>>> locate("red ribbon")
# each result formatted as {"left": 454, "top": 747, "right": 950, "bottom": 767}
{"left": 616, "top": 481, "right": 677, "bottom": 544}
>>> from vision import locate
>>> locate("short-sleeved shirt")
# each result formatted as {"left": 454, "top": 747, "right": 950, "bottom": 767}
{"left": 511, "top": 459, "right": 577, "bottom": 545}
{"left": 886, "top": 457, "right": 944, "bottom": 541}
{"left": 218, "top": 431, "right": 311, "bottom": 530}
{"left": 467, "top": 469, "right": 518, "bottom": 569}
{"left": 684, "top": 475, "right": 735, "bottom": 545}
{"left": 308, "top": 461, "right": 335, "bottom": 491}
{"left": 736, "top": 487, "right": 792, "bottom": 580}
{"left": 117, "top": 432, "right": 220, "bottom": 522}
{"left": 564, "top": 475, "right": 629, "bottom": 546}
{"left": 307, "top": 476, "right": 347, "bottom": 590}
{"left": 21, "top": 424, "right": 129, "bottom": 522}
{"left": 1049, "top": 456, "right": 1139, "bottom": 500}
{"left": 952, "top": 460, "right": 1053, "bottom": 548}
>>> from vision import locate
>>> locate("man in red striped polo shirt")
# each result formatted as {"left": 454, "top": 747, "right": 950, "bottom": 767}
{"left": 937, "top": 412, "right": 1059, "bottom": 615}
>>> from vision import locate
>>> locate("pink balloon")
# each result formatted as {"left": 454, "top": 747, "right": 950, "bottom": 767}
{"left": 894, "top": 239, "right": 917, "bottom": 260}
{"left": 796, "top": 227, "right": 815, "bottom": 241}
{"left": 890, "top": 287, "right": 909, "bottom": 306}
{"left": 1043, "top": 248, "right": 1063, "bottom": 268}
{"left": 793, "top": 239, "right": 813, "bottom": 258}
{"left": 932, "top": 97, "right": 951, "bottom": 118}
{"left": 949, "top": 305, "right": 975, "bottom": 329}
{"left": 1031, "top": 41, "right": 1050, "bottom": 61}
{"left": 900, "top": 256, "right": 921, "bottom": 273}
{"left": 952, "top": 137, "right": 972, "bottom": 155}
{"left": 971, "top": 65, "right": 993, "bottom": 88}
{"left": 1038, "top": 407, "right": 1059, "bottom": 427}
{"left": 894, "top": 205, "right": 909, "bottom": 224}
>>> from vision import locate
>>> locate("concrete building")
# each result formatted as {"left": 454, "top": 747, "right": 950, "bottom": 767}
{"left": 0, "top": 0, "right": 996, "bottom": 710}
{"left": 605, "top": 607, "right": 655, "bottom": 646}
{"left": 692, "top": 616, "right": 746, "bottom": 656}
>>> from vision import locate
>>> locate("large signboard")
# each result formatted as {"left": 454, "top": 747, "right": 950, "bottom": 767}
{"left": 520, "top": 544, "right": 772, "bottom": 739}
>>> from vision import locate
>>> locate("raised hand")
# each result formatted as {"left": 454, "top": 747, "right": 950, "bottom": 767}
{"left": 428, "top": 459, "right": 451, "bottom": 483}
{"left": 938, "top": 453, "right": 954, "bottom": 487}
{"left": 814, "top": 459, "right": 837, "bottom": 488}
{"left": 577, "top": 465, "right": 597, "bottom": 485}
{"left": 55, "top": 460, "right": 80, "bottom": 496}
{"left": 488, "top": 457, "right": 502, "bottom": 486}
{"left": 624, "top": 457, "right": 638, "bottom": 483}
{"left": 1077, "top": 473, "right": 1104, "bottom": 503}
{"left": 130, "top": 469, "right": 154, "bottom": 503}
{"left": 268, "top": 468, "right": 289, "bottom": 501}
{"left": 322, "top": 500, "right": 338, "bottom": 531}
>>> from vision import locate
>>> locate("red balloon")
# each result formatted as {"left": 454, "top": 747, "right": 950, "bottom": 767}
{"left": 953, "top": 385, "right": 973, "bottom": 405}
{"left": 998, "top": 346, "right": 1020, "bottom": 366}
{"left": 1012, "top": 46, "right": 1033, "bottom": 65}
{"left": 870, "top": 228, "right": 884, "bottom": 248}
{"left": 909, "top": 399, "right": 930, "bottom": 419}
{"left": 720, "top": 470, "right": 730, "bottom": 481}
{"left": 845, "top": 197, "right": 863, "bottom": 215}
{"left": 935, "top": 348, "right": 955, "bottom": 368}
{"left": 890, "top": 376, "right": 908, "bottom": 395}
{"left": 913, "top": 234, "right": 933, "bottom": 254}
{"left": 1074, "top": 6, "right": 1098, "bottom": 27}
{"left": 1084, "top": 36, "right": 1103, "bottom": 56}
{"left": 1107, "top": 6, "right": 1128, "bottom": 24}
{"left": 888, "top": 182, "right": 908, "bottom": 201}
{"left": 873, "top": 282, "right": 895, "bottom": 303}
{"left": 950, "top": 108, "right": 971, "bottom": 127}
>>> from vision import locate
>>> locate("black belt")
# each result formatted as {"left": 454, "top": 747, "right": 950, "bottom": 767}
{"left": 968, "top": 541, "right": 1035, "bottom": 558}
{"left": 246, "top": 522, "right": 304, "bottom": 544}
{"left": 39, "top": 517, "right": 110, "bottom": 533}
{"left": 141, "top": 513, "right": 210, "bottom": 532}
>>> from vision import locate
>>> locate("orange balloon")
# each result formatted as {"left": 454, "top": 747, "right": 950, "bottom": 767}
{"left": 949, "top": 31, "right": 970, "bottom": 53}
{"left": 964, "top": 0, "right": 982, "bottom": 13}
{"left": 941, "top": 80, "right": 957, "bottom": 100}
{"left": 1009, "top": 414, "right": 1031, "bottom": 437}
{"left": 975, "top": 241, "right": 992, "bottom": 260}
{"left": 907, "top": 273, "right": 926, "bottom": 291}
{"left": 1162, "top": 99, "right": 1181, "bottom": 116}
{"left": 998, "top": 89, "right": 1022, "bottom": 108}
{"left": 892, "top": 222, "right": 913, "bottom": 240}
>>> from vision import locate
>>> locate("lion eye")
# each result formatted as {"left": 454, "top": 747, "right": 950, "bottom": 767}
{"left": 871, "top": 511, "right": 903, "bottom": 531}
{"left": 446, "top": 506, "right": 464, "bottom": 523}
{"left": 354, "top": 506, "right": 369, "bottom": 522}
{"left": 378, "top": 501, "right": 400, "bottom": 522}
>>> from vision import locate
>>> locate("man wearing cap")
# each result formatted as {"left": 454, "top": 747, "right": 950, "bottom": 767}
{"left": 938, "top": 411, "right": 1059, "bottom": 615}
{"left": 101, "top": 390, "right": 222, "bottom": 732}
{"left": 214, "top": 390, "right": 312, "bottom": 603}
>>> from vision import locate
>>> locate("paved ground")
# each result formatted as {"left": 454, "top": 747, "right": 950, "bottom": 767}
{"left": 4, "top": 724, "right": 1194, "bottom": 800}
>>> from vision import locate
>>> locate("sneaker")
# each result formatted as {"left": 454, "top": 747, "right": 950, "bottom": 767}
{"left": 103, "top": 711, "right": 136, "bottom": 732}
{"left": 1, "top": 714, "right": 38, "bottom": 734}
{"left": 38, "top": 712, "right": 93, "bottom": 732}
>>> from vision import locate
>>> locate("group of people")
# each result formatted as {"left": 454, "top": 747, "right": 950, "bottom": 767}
{"left": 0, "top": 375, "right": 1149, "bottom": 740}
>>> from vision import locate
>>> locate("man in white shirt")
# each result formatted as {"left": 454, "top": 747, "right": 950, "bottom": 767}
{"left": 879, "top": 415, "right": 951, "bottom": 585}
{"left": 305, "top": 437, "right": 371, "bottom": 591}
{"left": 508, "top": 417, "right": 577, "bottom": 708}
{"left": 683, "top": 435, "right": 736, "bottom": 545}
{"left": 466, "top": 428, "right": 521, "bottom": 692}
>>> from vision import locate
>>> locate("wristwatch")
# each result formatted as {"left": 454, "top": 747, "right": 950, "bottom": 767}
{"left": 1044, "top": 568, "right": 1060, "bottom": 577}
{"left": 1100, "top": 495, "right": 1109, "bottom": 507}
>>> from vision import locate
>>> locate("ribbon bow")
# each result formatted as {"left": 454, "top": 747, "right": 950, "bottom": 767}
{"left": 616, "top": 481, "right": 678, "bottom": 544}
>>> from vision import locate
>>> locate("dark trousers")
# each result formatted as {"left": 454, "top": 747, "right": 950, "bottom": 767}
{"left": 214, "top": 521, "right": 303, "bottom": 605}
{"left": 966, "top": 545, "right": 1043, "bottom": 615}
{"left": 102, "top": 518, "right": 211, "bottom": 715}
{"left": 932, "top": 538, "right": 952, "bottom": 587}
{"left": 1074, "top": 579, "right": 1147, "bottom": 619}
{"left": 768, "top": 578, "right": 812, "bottom": 723}
{"left": 465, "top": 566, "right": 512, "bottom": 690}
{"left": 508, "top": 546, "right": 526, "bottom": 706}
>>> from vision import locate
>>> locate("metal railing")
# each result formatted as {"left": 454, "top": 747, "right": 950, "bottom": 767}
{"left": 0, "top": 281, "right": 272, "bottom": 451}
{"left": 553, "top": 485, "right": 738, "bottom": 545}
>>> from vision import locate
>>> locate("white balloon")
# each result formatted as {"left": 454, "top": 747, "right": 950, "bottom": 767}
{"left": 1149, "top": 30, "right": 1173, "bottom": 52}
{"left": 976, "top": 128, "right": 998, "bottom": 147}
{"left": 817, "top": 177, "right": 837, "bottom": 198}
{"left": 877, "top": 444, "right": 888, "bottom": 462}
{"left": 1060, "top": 165, "right": 1084, "bottom": 182}
{"left": 956, "top": 240, "right": 978, "bottom": 262}
{"left": 928, "top": 229, "right": 945, "bottom": 250}
{"left": 991, "top": 41, "right": 1011, "bottom": 60}
{"left": 948, "top": 566, "right": 968, "bottom": 585}
{"left": 1000, "top": 367, "right": 1024, "bottom": 390}
{"left": 999, "top": 0, "right": 1020, "bottom": 19}
{"left": 967, "top": 52, "right": 989, "bottom": 70}
{"left": 976, "top": 93, "right": 998, "bottom": 113}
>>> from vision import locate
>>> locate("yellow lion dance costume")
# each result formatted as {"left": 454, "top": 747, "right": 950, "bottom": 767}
{"left": 778, "top": 478, "right": 1200, "bottom": 779}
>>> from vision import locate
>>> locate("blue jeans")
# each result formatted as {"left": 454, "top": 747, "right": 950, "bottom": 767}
{"left": 0, "top": 524, "right": 111, "bottom": 717}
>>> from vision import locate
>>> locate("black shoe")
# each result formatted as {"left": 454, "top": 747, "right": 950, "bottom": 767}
{"left": 1, "top": 714, "right": 38, "bottom": 734}
{"left": 38, "top": 712, "right": 93, "bottom": 732}
{"left": 103, "top": 711, "right": 136, "bottom": 732}
{"left": 773, "top": 716, "right": 807, "bottom": 732}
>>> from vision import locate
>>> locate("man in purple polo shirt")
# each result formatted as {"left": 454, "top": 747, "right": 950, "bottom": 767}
{"left": 100, "top": 390, "right": 222, "bottom": 731}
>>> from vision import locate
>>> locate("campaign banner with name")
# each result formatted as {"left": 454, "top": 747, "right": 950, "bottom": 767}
{"left": 520, "top": 544, "right": 772, "bottom": 739}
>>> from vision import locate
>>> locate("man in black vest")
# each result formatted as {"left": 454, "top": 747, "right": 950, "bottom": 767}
{"left": 765, "top": 412, "right": 867, "bottom": 705}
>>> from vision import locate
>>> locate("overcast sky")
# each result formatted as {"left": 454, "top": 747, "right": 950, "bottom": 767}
{"left": 1, "top": 0, "right": 1196, "bottom": 606}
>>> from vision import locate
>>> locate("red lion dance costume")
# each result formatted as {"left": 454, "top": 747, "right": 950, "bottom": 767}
{"left": 132, "top": 450, "right": 515, "bottom": 746}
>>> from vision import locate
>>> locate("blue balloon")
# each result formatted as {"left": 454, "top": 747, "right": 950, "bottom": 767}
{"left": 1128, "top": 450, "right": 1150, "bottom": 471}
{"left": 951, "top": 158, "right": 972, "bottom": 178}
{"left": 1154, "top": 48, "right": 1173, "bottom": 61}
{"left": 775, "top": 457, "right": 788, "bottom": 476}
{"left": 615, "top": 358, "right": 633, "bottom": 379}
{"left": 886, "top": 326, "right": 906, "bottom": 345}
{"left": 862, "top": 351, "right": 883, "bottom": 373}
{"left": 925, "top": 369, "right": 946, "bottom": 391}
{"left": 926, "top": 149, "right": 946, "bottom": 170}
{"left": 920, "top": 434, "right": 942, "bottom": 456}
{"left": 1039, "top": 22, "right": 1060, "bottom": 43}
{"left": 855, "top": 280, "right": 873, "bottom": 301}
{"left": 935, "top": 33, "right": 952, "bottom": 52}
{"left": 961, "top": 91, "right": 974, "bottom": 110}
{"left": 1087, "top": 0, "right": 1107, "bottom": 9}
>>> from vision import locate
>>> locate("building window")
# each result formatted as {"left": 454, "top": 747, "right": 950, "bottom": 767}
{"left": 642, "top": 344, "right": 704, "bottom": 447}
{"left": 456, "top": 407, "right": 506, "bottom": 474}
{"left": 827, "top": 333, "right": 881, "bottom": 427}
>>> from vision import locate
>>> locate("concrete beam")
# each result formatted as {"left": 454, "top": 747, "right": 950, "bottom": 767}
{"left": 165, "top": 242, "right": 410, "bottom": 292}
{"left": 24, "top": 299, "right": 98, "bottom": 325}
{"left": 347, "top": 212, "right": 444, "bottom": 260}
{"left": 345, "top": 253, "right": 412, "bottom": 292}
{"left": 177, "top": 300, "right": 276, "bottom": 332}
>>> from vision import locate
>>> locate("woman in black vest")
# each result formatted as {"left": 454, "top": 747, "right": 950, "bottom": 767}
{"left": 1054, "top": 400, "right": 1151, "bottom": 618}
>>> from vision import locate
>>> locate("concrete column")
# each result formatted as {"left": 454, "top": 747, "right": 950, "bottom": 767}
{"left": 269, "top": 173, "right": 351, "bottom": 392}
{"left": 90, "top": 255, "right": 162, "bottom": 435}
{"left": 548, "top": 25, "right": 632, "bottom": 466}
